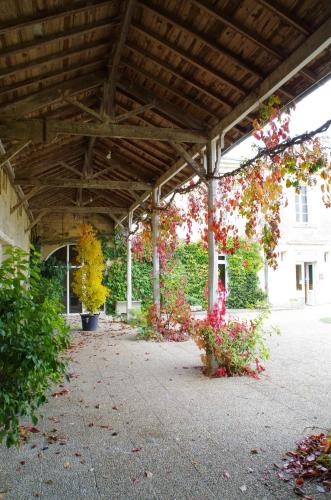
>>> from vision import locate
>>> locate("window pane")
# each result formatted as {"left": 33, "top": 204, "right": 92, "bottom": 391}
{"left": 296, "top": 265, "right": 302, "bottom": 290}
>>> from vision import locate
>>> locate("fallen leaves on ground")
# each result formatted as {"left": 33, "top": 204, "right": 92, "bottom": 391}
{"left": 132, "top": 447, "right": 141, "bottom": 452}
{"left": 52, "top": 387, "right": 69, "bottom": 397}
{"left": 276, "top": 433, "right": 331, "bottom": 496}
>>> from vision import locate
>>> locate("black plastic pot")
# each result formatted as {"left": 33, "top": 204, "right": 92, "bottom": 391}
{"left": 81, "top": 313, "right": 99, "bottom": 331}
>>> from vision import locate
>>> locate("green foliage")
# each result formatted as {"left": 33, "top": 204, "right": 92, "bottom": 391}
{"left": 40, "top": 256, "right": 66, "bottom": 303}
{"left": 102, "top": 232, "right": 153, "bottom": 313}
{"left": 128, "top": 308, "right": 161, "bottom": 341}
{"left": 0, "top": 246, "right": 70, "bottom": 447}
{"left": 174, "top": 242, "right": 208, "bottom": 307}
{"left": 226, "top": 239, "right": 267, "bottom": 309}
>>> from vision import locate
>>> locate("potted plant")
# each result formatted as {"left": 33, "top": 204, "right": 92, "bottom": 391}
{"left": 72, "top": 224, "right": 109, "bottom": 331}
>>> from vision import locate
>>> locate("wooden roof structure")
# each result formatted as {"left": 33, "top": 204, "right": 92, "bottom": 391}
{"left": 0, "top": 0, "right": 330, "bottom": 231}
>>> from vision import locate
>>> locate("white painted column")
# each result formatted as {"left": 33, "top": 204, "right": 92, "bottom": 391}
{"left": 152, "top": 187, "right": 161, "bottom": 316}
{"left": 126, "top": 211, "right": 133, "bottom": 317}
{"left": 207, "top": 139, "right": 219, "bottom": 312}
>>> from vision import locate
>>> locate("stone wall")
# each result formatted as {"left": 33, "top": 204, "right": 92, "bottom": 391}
{"left": 0, "top": 169, "right": 30, "bottom": 261}
{"left": 38, "top": 212, "right": 114, "bottom": 259}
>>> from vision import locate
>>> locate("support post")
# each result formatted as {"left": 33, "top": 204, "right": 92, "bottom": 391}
{"left": 152, "top": 187, "right": 161, "bottom": 316}
{"left": 207, "top": 139, "right": 219, "bottom": 312}
{"left": 126, "top": 211, "right": 133, "bottom": 318}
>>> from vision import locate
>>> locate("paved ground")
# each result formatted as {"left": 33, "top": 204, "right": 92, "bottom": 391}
{"left": 0, "top": 306, "right": 330, "bottom": 499}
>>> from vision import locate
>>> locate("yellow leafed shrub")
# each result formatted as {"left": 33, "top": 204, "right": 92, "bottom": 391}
{"left": 72, "top": 224, "right": 109, "bottom": 314}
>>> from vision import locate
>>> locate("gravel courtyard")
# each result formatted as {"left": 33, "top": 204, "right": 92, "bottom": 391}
{"left": 0, "top": 306, "right": 330, "bottom": 499}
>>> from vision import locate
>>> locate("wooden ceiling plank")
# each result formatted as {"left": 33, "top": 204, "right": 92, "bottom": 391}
{"left": 0, "top": 0, "right": 115, "bottom": 34}
{"left": 211, "top": 17, "right": 331, "bottom": 138}
{"left": 0, "top": 17, "right": 120, "bottom": 59}
{"left": 117, "top": 80, "right": 206, "bottom": 129}
{"left": 0, "top": 40, "right": 111, "bottom": 81}
{"left": 1, "top": 72, "right": 105, "bottom": 117}
{"left": 133, "top": 9, "right": 263, "bottom": 79}
{"left": 0, "top": 60, "right": 106, "bottom": 100}
{"left": 131, "top": 23, "right": 250, "bottom": 95}
{"left": 256, "top": 0, "right": 312, "bottom": 36}
{"left": 189, "top": 0, "right": 284, "bottom": 59}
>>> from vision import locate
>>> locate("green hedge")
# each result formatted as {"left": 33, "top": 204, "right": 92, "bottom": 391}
{"left": 226, "top": 240, "right": 266, "bottom": 309}
{"left": 102, "top": 234, "right": 265, "bottom": 312}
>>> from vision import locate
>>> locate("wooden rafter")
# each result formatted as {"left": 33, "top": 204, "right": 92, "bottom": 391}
{"left": 0, "top": 141, "right": 31, "bottom": 169}
{"left": 10, "top": 187, "right": 42, "bottom": 214}
{"left": 106, "top": 0, "right": 136, "bottom": 117}
{"left": 170, "top": 142, "right": 206, "bottom": 182}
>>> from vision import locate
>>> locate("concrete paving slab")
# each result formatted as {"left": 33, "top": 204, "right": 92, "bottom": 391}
{"left": 0, "top": 306, "right": 330, "bottom": 499}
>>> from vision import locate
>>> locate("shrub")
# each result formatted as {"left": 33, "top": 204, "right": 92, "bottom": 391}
{"left": 102, "top": 232, "right": 153, "bottom": 313}
{"left": 193, "top": 282, "right": 274, "bottom": 377}
{"left": 72, "top": 224, "right": 108, "bottom": 314}
{"left": 0, "top": 247, "right": 70, "bottom": 447}
{"left": 226, "top": 239, "right": 267, "bottom": 309}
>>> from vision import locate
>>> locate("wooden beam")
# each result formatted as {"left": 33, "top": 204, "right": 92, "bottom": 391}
{"left": 127, "top": 210, "right": 133, "bottom": 315}
{"left": 16, "top": 177, "right": 150, "bottom": 191}
{"left": 107, "top": 0, "right": 136, "bottom": 117}
{"left": 133, "top": 7, "right": 263, "bottom": 79}
{"left": 30, "top": 206, "right": 127, "bottom": 215}
{"left": 132, "top": 22, "right": 253, "bottom": 94}
{"left": 170, "top": 142, "right": 206, "bottom": 182}
{"left": 1, "top": 72, "right": 105, "bottom": 117}
{"left": 210, "top": 18, "right": 331, "bottom": 138}
{"left": 0, "top": 17, "right": 120, "bottom": 60}
{"left": 117, "top": 80, "right": 205, "bottom": 130}
{"left": 0, "top": 119, "right": 208, "bottom": 143}
{"left": 152, "top": 187, "right": 161, "bottom": 316}
{"left": 114, "top": 103, "right": 154, "bottom": 123}
{"left": 10, "top": 187, "right": 42, "bottom": 214}
{"left": 59, "top": 161, "right": 83, "bottom": 178}
{"left": 0, "top": 141, "right": 31, "bottom": 169}
{"left": 62, "top": 95, "right": 105, "bottom": 123}
{"left": 206, "top": 139, "right": 218, "bottom": 312}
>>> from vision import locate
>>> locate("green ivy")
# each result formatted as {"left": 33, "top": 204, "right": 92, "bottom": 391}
{"left": 102, "top": 232, "right": 266, "bottom": 312}
{"left": 102, "top": 233, "right": 153, "bottom": 313}
{"left": 0, "top": 247, "right": 70, "bottom": 447}
{"left": 226, "top": 239, "right": 267, "bottom": 309}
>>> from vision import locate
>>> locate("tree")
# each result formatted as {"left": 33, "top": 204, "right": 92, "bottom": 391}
{"left": 72, "top": 224, "right": 108, "bottom": 314}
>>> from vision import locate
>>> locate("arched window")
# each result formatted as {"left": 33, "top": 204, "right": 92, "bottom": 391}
{"left": 46, "top": 244, "right": 82, "bottom": 314}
